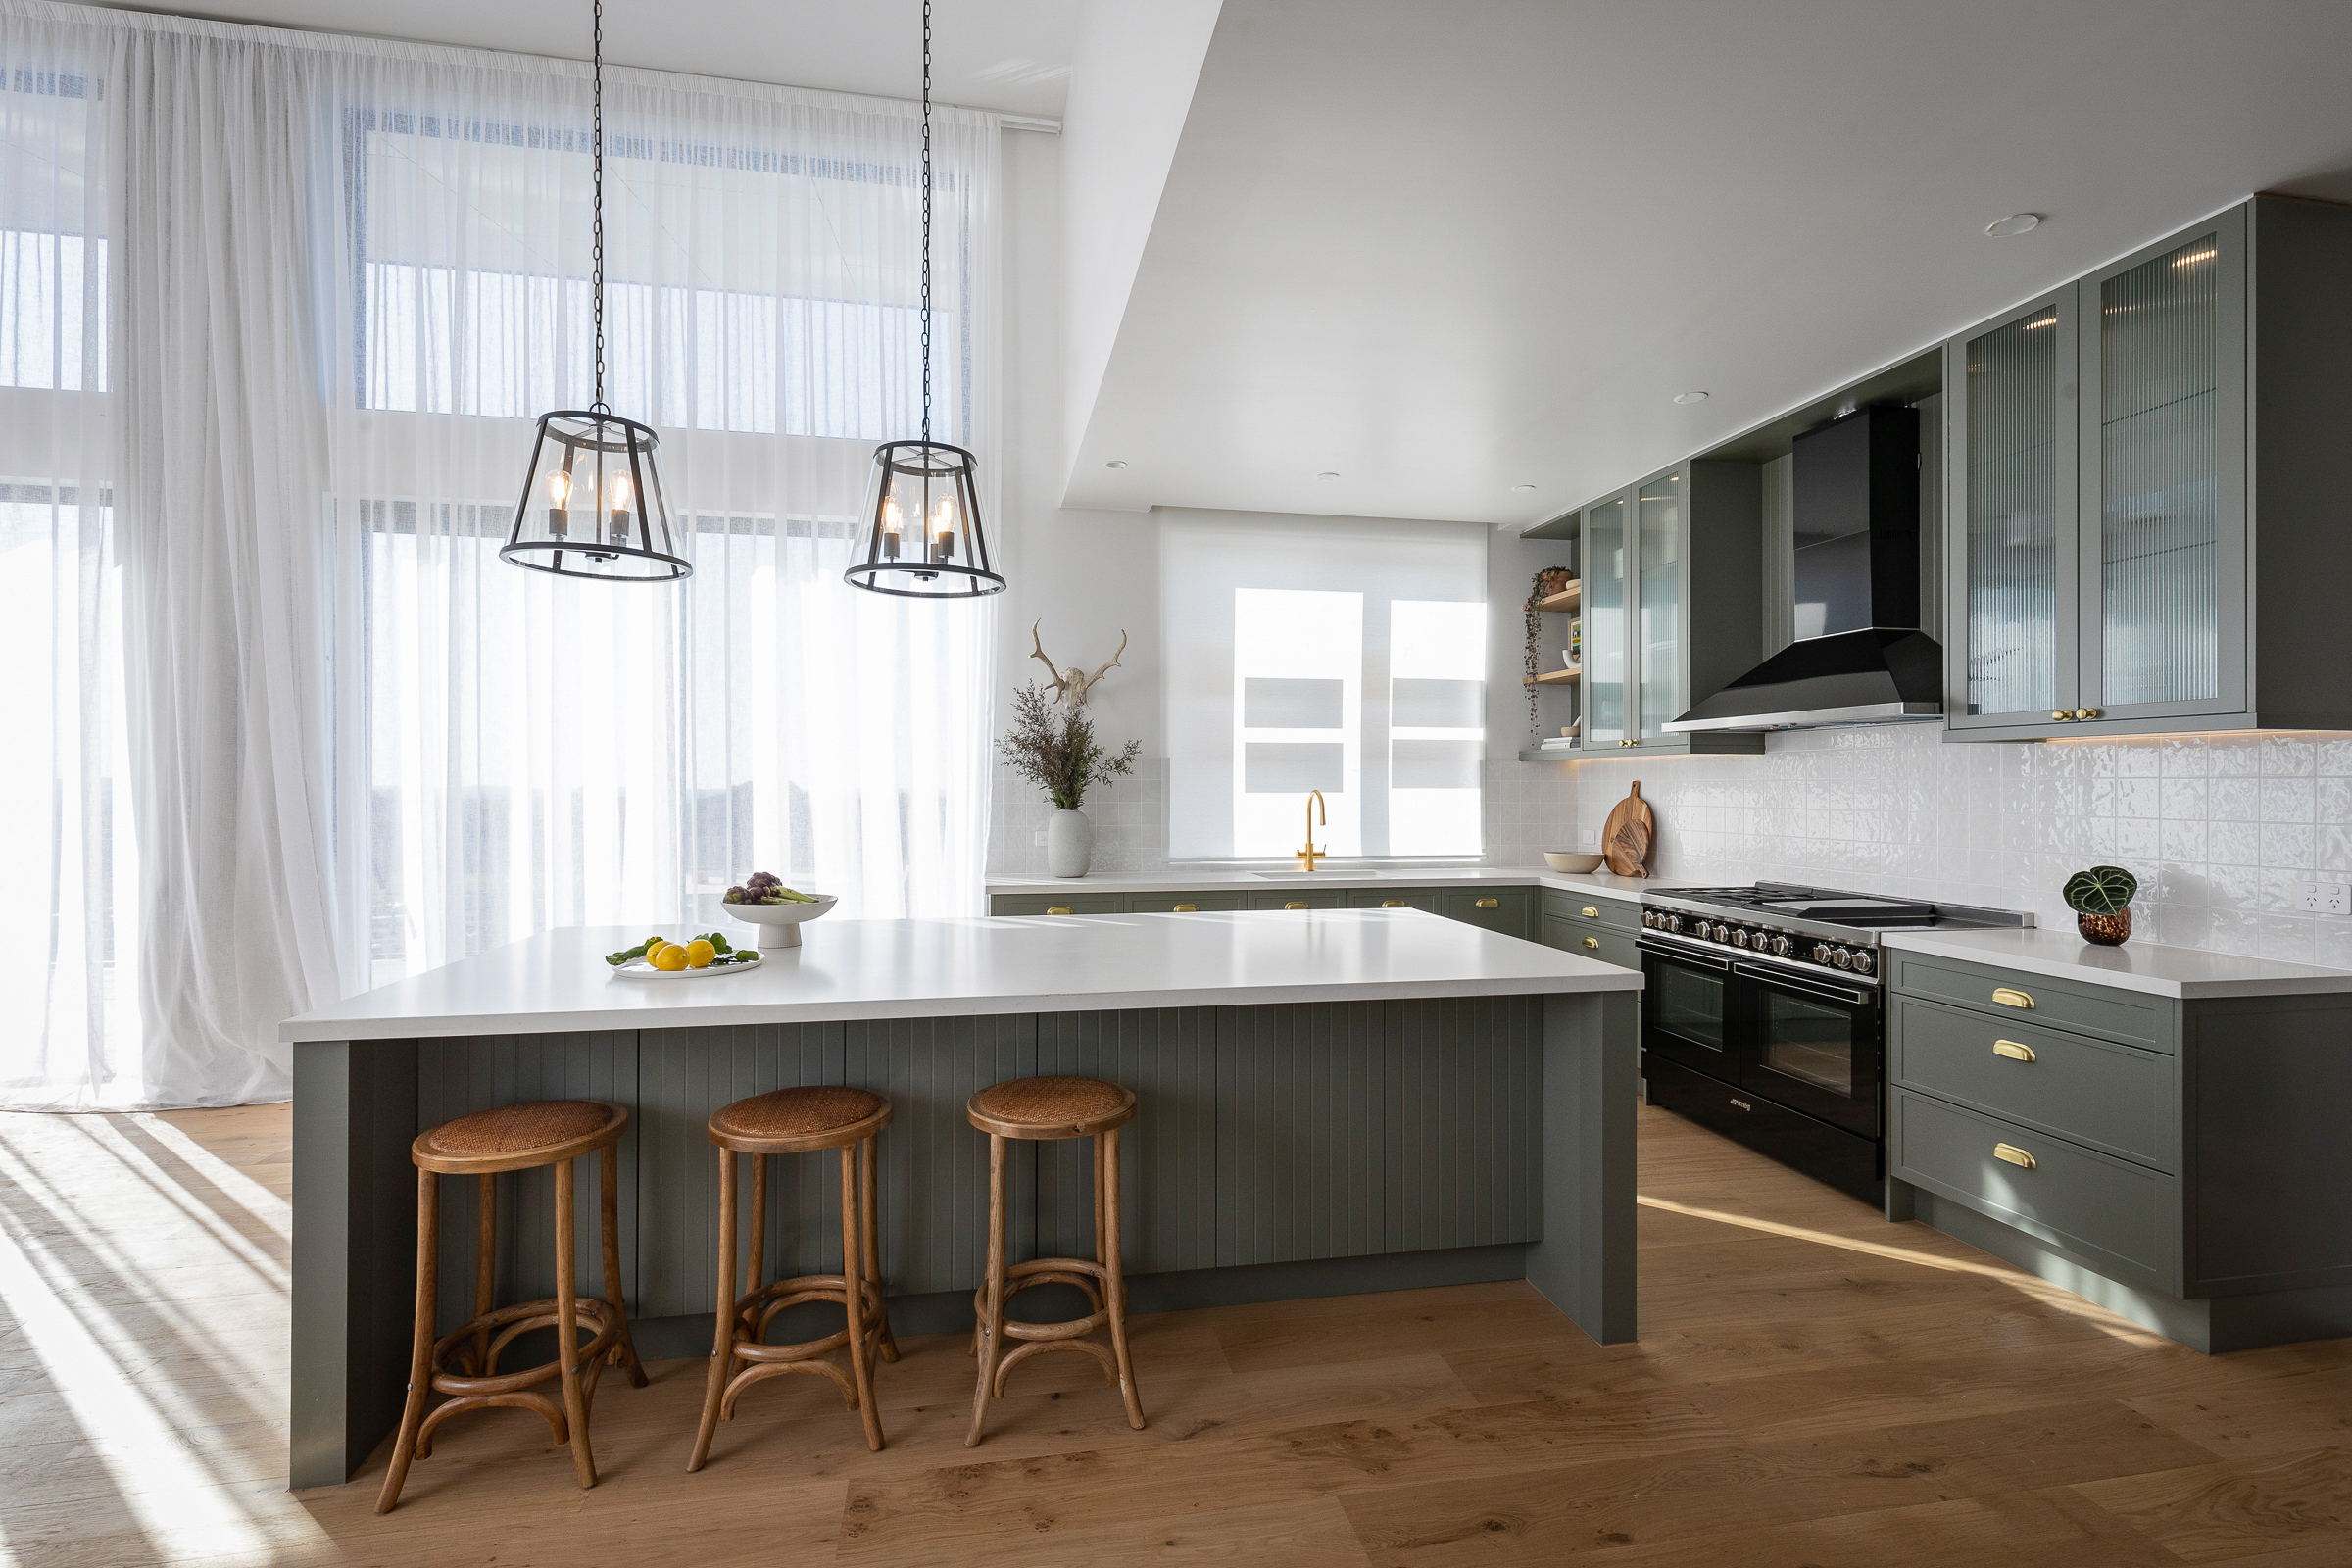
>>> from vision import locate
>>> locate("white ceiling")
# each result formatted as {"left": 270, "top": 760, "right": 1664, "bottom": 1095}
{"left": 93, "top": 0, "right": 1081, "bottom": 116}
{"left": 1062, "top": 0, "right": 2352, "bottom": 526}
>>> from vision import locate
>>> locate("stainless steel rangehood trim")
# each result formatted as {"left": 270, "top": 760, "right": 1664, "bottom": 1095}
{"left": 1667, "top": 701, "right": 1941, "bottom": 733}
{"left": 1665, "top": 627, "right": 1944, "bottom": 733}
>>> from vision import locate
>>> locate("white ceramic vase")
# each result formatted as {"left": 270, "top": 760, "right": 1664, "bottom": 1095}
{"left": 1047, "top": 808, "right": 1094, "bottom": 878}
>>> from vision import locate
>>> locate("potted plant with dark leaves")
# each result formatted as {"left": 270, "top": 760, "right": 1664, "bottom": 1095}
{"left": 2063, "top": 864, "right": 2138, "bottom": 946}
{"left": 998, "top": 681, "right": 1141, "bottom": 878}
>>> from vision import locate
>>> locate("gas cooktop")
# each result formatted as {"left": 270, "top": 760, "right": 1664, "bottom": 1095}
{"left": 1638, "top": 882, "right": 2031, "bottom": 979}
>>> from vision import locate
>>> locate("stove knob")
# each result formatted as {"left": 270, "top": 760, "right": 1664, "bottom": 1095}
{"left": 1769, "top": 934, "right": 1793, "bottom": 957}
{"left": 1851, "top": 949, "right": 1876, "bottom": 975}
{"left": 1732, "top": 928, "right": 1751, "bottom": 949}
{"left": 1641, "top": 911, "right": 1653, "bottom": 928}
{"left": 1829, "top": 947, "right": 1854, "bottom": 970}
{"left": 1665, "top": 914, "right": 1683, "bottom": 934}
{"left": 1694, "top": 921, "right": 1715, "bottom": 941}
{"left": 1811, "top": 942, "right": 1835, "bottom": 965}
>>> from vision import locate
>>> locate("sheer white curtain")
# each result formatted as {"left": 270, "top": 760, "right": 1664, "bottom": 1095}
{"left": 0, "top": 2, "right": 1000, "bottom": 1109}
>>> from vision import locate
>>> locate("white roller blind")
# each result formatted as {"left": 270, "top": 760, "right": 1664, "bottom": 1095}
{"left": 1162, "top": 511, "right": 1486, "bottom": 860}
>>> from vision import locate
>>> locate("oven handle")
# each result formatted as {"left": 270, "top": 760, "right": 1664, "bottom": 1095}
{"left": 1637, "top": 936, "right": 1734, "bottom": 973}
{"left": 1735, "top": 962, "right": 1871, "bottom": 1006}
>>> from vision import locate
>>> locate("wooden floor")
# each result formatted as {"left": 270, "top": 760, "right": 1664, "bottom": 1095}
{"left": 3, "top": 1103, "right": 2348, "bottom": 1568}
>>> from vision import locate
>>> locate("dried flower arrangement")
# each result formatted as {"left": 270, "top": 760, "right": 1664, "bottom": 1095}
{"left": 997, "top": 681, "right": 1141, "bottom": 811}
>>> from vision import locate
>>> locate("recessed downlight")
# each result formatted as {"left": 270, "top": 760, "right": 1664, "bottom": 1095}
{"left": 1103, "top": 460, "right": 1128, "bottom": 469}
{"left": 1316, "top": 471, "right": 1341, "bottom": 481}
{"left": 1984, "top": 213, "right": 2042, "bottom": 237}
{"left": 1672, "top": 391, "right": 1709, "bottom": 406}
{"left": 1509, "top": 483, "right": 1537, "bottom": 494}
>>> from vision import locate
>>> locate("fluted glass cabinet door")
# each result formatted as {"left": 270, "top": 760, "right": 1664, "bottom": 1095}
{"left": 2080, "top": 213, "right": 2245, "bottom": 719}
{"left": 1583, "top": 495, "right": 1628, "bottom": 746}
{"left": 1635, "top": 472, "right": 1683, "bottom": 737}
{"left": 1953, "top": 295, "right": 2073, "bottom": 723}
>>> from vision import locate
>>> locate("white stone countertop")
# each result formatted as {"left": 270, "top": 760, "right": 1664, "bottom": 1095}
{"left": 281, "top": 909, "right": 1642, "bottom": 1043}
{"left": 1883, "top": 926, "right": 2352, "bottom": 1000}
{"left": 986, "top": 865, "right": 1680, "bottom": 902}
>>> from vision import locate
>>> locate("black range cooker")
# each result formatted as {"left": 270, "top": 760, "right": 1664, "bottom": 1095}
{"left": 1636, "top": 883, "right": 2031, "bottom": 1204}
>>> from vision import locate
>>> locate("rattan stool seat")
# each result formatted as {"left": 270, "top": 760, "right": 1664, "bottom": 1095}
{"left": 412, "top": 1099, "right": 625, "bottom": 1174}
{"left": 709, "top": 1086, "right": 890, "bottom": 1152}
{"left": 966, "top": 1074, "right": 1136, "bottom": 1140}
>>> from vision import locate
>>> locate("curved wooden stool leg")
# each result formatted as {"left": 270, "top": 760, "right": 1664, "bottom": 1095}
{"left": 688, "top": 1145, "right": 736, "bottom": 1471}
{"left": 841, "top": 1144, "right": 885, "bottom": 1451}
{"left": 552, "top": 1157, "right": 597, "bottom": 1490}
{"left": 599, "top": 1142, "right": 648, "bottom": 1388}
{"left": 1102, "top": 1128, "right": 1145, "bottom": 1430}
{"left": 966, "top": 1133, "right": 1008, "bottom": 1447}
{"left": 375, "top": 1168, "right": 439, "bottom": 1514}
{"left": 862, "top": 1134, "right": 899, "bottom": 1363}
{"left": 470, "top": 1174, "right": 495, "bottom": 1376}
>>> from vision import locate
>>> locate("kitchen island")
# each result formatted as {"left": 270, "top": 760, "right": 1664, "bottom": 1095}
{"left": 281, "top": 908, "right": 1642, "bottom": 1488}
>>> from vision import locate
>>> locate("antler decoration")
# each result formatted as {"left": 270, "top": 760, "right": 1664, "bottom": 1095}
{"left": 1029, "top": 619, "right": 1128, "bottom": 708}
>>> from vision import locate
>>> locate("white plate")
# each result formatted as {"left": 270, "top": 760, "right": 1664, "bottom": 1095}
{"left": 609, "top": 955, "right": 766, "bottom": 980}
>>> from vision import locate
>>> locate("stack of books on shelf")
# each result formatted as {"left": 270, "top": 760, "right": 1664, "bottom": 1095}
{"left": 1537, "top": 734, "right": 1580, "bottom": 752}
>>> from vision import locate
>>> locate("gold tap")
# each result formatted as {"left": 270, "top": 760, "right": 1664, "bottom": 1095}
{"left": 1297, "top": 790, "right": 1327, "bottom": 871}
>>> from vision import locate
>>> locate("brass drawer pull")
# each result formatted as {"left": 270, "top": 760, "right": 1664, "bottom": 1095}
{"left": 1583, "top": 937, "right": 1599, "bottom": 950}
{"left": 1172, "top": 904, "right": 1199, "bottom": 912}
{"left": 1580, "top": 906, "right": 1599, "bottom": 918}
{"left": 1380, "top": 900, "right": 1408, "bottom": 908}
{"left": 1047, "top": 906, "right": 1073, "bottom": 916}
{"left": 1990, "top": 987, "right": 2035, "bottom": 1009}
{"left": 1992, "top": 1142, "right": 2037, "bottom": 1170}
{"left": 1475, "top": 898, "right": 1500, "bottom": 908}
{"left": 1285, "top": 902, "right": 1309, "bottom": 910}
{"left": 1992, "top": 1039, "right": 2036, "bottom": 1062}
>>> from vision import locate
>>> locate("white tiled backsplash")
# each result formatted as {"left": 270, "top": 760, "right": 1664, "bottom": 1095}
{"left": 1557, "top": 723, "right": 2352, "bottom": 969}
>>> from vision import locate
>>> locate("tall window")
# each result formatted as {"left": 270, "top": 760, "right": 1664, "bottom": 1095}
{"left": 1164, "top": 513, "right": 1487, "bottom": 860}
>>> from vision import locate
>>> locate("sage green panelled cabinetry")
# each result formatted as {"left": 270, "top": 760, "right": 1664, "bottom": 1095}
{"left": 1886, "top": 949, "right": 2352, "bottom": 1352}
{"left": 1945, "top": 196, "right": 2352, "bottom": 740}
{"left": 989, "top": 884, "right": 1538, "bottom": 940}
{"left": 1527, "top": 463, "right": 1766, "bottom": 756}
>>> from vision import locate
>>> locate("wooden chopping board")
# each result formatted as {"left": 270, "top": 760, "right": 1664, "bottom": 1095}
{"left": 1601, "top": 781, "right": 1653, "bottom": 877}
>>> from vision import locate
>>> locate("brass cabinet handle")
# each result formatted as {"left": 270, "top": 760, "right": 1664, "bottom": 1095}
{"left": 1476, "top": 898, "right": 1500, "bottom": 908}
{"left": 1992, "top": 1039, "right": 2037, "bottom": 1062}
{"left": 1580, "top": 906, "right": 1600, "bottom": 918}
{"left": 2051, "top": 710, "right": 2071, "bottom": 722}
{"left": 1047, "top": 906, "right": 1073, "bottom": 915}
{"left": 2073, "top": 708, "right": 2100, "bottom": 720}
{"left": 1380, "top": 900, "right": 1408, "bottom": 908}
{"left": 1172, "top": 904, "right": 1199, "bottom": 912}
{"left": 1993, "top": 1142, "right": 2037, "bottom": 1169}
{"left": 1583, "top": 937, "right": 1599, "bottom": 949}
{"left": 1990, "top": 987, "right": 2035, "bottom": 1009}
{"left": 1285, "top": 901, "right": 1309, "bottom": 910}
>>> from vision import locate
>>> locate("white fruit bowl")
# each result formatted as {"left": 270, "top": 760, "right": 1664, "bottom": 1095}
{"left": 1544, "top": 852, "right": 1605, "bottom": 873}
{"left": 722, "top": 894, "right": 838, "bottom": 947}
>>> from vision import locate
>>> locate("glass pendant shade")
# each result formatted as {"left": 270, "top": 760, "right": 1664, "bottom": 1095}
{"left": 843, "top": 439, "right": 1004, "bottom": 598}
{"left": 501, "top": 410, "right": 688, "bottom": 581}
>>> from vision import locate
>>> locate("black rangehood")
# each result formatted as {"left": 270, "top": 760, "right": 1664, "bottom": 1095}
{"left": 1669, "top": 405, "right": 1942, "bottom": 732}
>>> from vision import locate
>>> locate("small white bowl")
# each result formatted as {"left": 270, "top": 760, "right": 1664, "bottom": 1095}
{"left": 722, "top": 893, "right": 838, "bottom": 947}
{"left": 1544, "top": 852, "right": 1605, "bottom": 873}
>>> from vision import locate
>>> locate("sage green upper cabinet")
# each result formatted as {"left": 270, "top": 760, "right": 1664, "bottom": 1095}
{"left": 1583, "top": 494, "right": 1630, "bottom": 748}
{"left": 1946, "top": 197, "right": 2352, "bottom": 741}
{"left": 1636, "top": 473, "right": 1684, "bottom": 737}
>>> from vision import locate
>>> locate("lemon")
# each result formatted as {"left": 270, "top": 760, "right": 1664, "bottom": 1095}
{"left": 685, "top": 939, "right": 715, "bottom": 969}
{"left": 652, "top": 944, "right": 689, "bottom": 971}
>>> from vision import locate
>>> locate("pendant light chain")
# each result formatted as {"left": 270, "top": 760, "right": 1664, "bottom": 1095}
{"left": 918, "top": 0, "right": 933, "bottom": 445}
{"left": 591, "top": 0, "right": 608, "bottom": 413}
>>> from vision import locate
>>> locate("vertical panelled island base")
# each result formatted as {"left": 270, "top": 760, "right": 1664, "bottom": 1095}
{"left": 280, "top": 909, "right": 1642, "bottom": 1489}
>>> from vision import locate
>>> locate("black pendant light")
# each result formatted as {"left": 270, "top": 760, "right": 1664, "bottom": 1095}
{"left": 502, "top": 0, "right": 689, "bottom": 582}
{"left": 844, "top": 0, "right": 1004, "bottom": 599}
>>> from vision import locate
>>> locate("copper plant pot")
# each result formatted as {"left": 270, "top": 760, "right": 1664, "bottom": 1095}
{"left": 2077, "top": 908, "right": 2132, "bottom": 946}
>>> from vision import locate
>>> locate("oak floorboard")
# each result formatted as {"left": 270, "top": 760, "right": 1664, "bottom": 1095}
{"left": 13, "top": 1096, "right": 2352, "bottom": 1567}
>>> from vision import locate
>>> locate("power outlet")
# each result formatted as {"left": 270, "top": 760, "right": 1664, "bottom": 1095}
{"left": 1579, "top": 826, "right": 1599, "bottom": 850}
{"left": 2299, "top": 881, "right": 2350, "bottom": 915}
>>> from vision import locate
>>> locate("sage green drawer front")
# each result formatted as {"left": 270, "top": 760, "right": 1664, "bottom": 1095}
{"left": 1248, "top": 891, "right": 1348, "bottom": 910}
{"left": 1345, "top": 887, "right": 1443, "bottom": 912}
{"left": 1889, "top": 952, "right": 2170, "bottom": 1053}
{"left": 1544, "top": 916, "right": 1640, "bottom": 971}
{"left": 1542, "top": 889, "right": 1641, "bottom": 936}
{"left": 1892, "top": 998, "right": 2176, "bottom": 1171}
{"left": 1892, "top": 1089, "right": 2179, "bottom": 1292}
{"left": 995, "top": 894, "right": 1124, "bottom": 916}
{"left": 1122, "top": 893, "right": 1249, "bottom": 913}
{"left": 1442, "top": 887, "right": 1537, "bottom": 939}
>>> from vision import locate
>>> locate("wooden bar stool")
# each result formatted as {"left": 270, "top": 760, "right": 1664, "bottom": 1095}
{"left": 376, "top": 1099, "right": 646, "bottom": 1514}
{"left": 964, "top": 1074, "right": 1146, "bottom": 1446}
{"left": 688, "top": 1086, "right": 899, "bottom": 1469}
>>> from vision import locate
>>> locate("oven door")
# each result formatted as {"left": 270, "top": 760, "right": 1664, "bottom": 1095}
{"left": 1641, "top": 941, "right": 1740, "bottom": 1083}
{"left": 1735, "top": 962, "right": 1881, "bottom": 1138}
